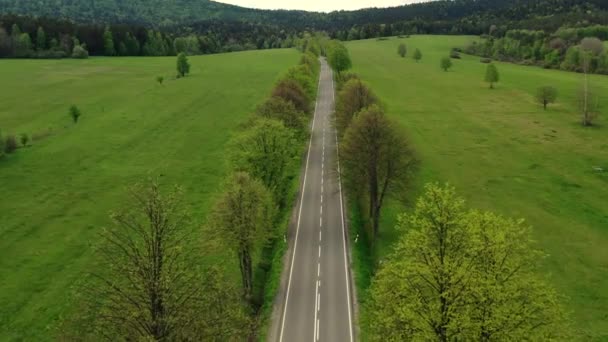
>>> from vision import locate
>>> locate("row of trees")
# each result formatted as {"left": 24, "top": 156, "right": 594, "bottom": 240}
{"left": 58, "top": 45, "right": 321, "bottom": 339}
{"left": 0, "top": 14, "right": 307, "bottom": 59}
{"left": 465, "top": 27, "right": 608, "bottom": 75}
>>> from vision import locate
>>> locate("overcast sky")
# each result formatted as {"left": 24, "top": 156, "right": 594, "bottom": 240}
{"left": 216, "top": 0, "right": 426, "bottom": 12}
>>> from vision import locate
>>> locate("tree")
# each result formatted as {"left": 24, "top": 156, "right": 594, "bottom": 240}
{"left": 272, "top": 79, "right": 311, "bottom": 114}
{"left": 413, "top": 48, "right": 422, "bottom": 62}
{"left": 327, "top": 41, "right": 352, "bottom": 77}
{"left": 440, "top": 56, "right": 453, "bottom": 71}
{"left": 209, "top": 172, "right": 275, "bottom": 304}
{"left": 63, "top": 182, "right": 249, "bottom": 340}
{"left": 536, "top": 86, "right": 558, "bottom": 110}
{"left": 72, "top": 45, "right": 89, "bottom": 59}
{"left": 340, "top": 105, "right": 416, "bottom": 242}
{"left": 4, "top": 135, "right": 17, "bottom": 154}
{"left": 20, "top": 133, "right": 29, "bottom": 147}
{"left": 579, "top": 38, "right": 604, "bottom": 126}
{"left": 398, "top": 43, "right": 407, "bottom": 57}
{"left": 0, "top": 129, "right": 4, "bottom": 158}
{"left": 176, "top": 52, "right": 190, "bottom": 77}
{"left": 485, "top": 63, "right": 500, "bottom": 89}
{"left": 69, "top": 105, "right": 81, "bottom": 123}
{"left": 156, "top": 76, "right": 164, "bottom": 85}
{"left": 365, "top": 184, "right": 569, "bottom": 341}
{"left": 335, "top": 79, "right": 378, "bottom": 136}
{"left": 103, "top": 26, "right": 116, "bottom": 56}
{"left": 35, "top": 26, "right": 46, "bottom": 51}
{"left": 256, "top": 96, "right": 307, "bottom": 140}
{"left": 229, "top": 118, "right": 298, "bottom": 207}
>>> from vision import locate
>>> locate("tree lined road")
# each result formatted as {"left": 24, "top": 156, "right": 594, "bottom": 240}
{"left": 272, "top": 58, "right": 355, "bottom": 342}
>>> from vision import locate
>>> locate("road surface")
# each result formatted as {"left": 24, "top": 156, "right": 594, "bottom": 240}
{"left": 271, "top": 58, "right": 355, "bottom": 342}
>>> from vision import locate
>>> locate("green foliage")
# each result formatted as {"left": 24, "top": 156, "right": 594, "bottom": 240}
{"left": 228, "top": 118, "right": 298, "bottom": 207}
{"left": 176, "top": 52, "right": 190, "bottom": 77}
{"left": 272, "top": 78, "right": 311, "bottom": 114}
{"left": 485, "top": 63, "right": 500, "bottom": 88}
{"left": 4, "top": 134, "right": 17, "bottom": 154}
{"left": 536, "top": 86, "right": 558, "bottom": 109}
{"left": 255, "top": 97, "right": 307, "bottom": 140}
{"left": 340, "top": 105, "right": 416, "bottom": 240}
{"left": 440, "top": 56, "right": 452, "bottom": 71}
{"left": 208, "top": 172, "right": 275, "bottom": 303}
{"left": 69, "top": 105, "right": 81, "bottom": 123}
{"left": 156, "top": 75, "right": 164, "bottom": 85}
{"left": 71, "top": 45, "right": 88, "bottom": 59}
{"left": 335, "top": 79, "right": 378, "bottom": 136}
{"left": 284, "top": 64, "right": 316, "bottom": 99}
{"left": 327, "top": 40, "right": 352, "bottom": 75}
{"left": 413, "top": 48, "right": 422, "bottom": 62}
{"left": 20, "top": 133, "right": 29, "bottom": 147}
{"left": 174, "top": 35, "right": 201, "bottom": 55}
{"left": 35, "top": 26, "right": 46, "bottom": 50}
{"left": 397, "top": 43, "right": 407, "bottom": 57}
{"left": 0, "top": 129, "right": 4, "bottom": 158}
{"left": 365, "top": 184, "right": 569, "bottom": 341}
{"left": 103, "top": 26, "right": 115, "bottom": 56}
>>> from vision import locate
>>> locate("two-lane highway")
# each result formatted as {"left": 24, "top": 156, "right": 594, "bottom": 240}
{"left": 273, "top": 58, "right": 354, "bottom": 342}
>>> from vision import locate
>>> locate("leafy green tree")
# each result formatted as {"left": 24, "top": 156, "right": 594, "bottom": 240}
{"left": 209, "top": 172, "right": 275, "bottom": 304}
{"left": 176, "top": 52, "right": 190, "bottom": 77}
{"left": 340, "top": 105, "right": 416, "bottom": 242}
{"left": 229, "top": 118, "right": 298, "bottom": 206}
{"left": 485, "top": 63, "right": 500, "bottom": 89}
{"left": 398, "top": 43, "right": 407, "bottom": 57}
{"left": 440, "top": 56, "right": 453, "bottom": 71}
{"left": 327, "top": 41, "right": 352, "bottom": 76}
{"left": 536, "top": 86, "right": 558, "bottom": 110}
{"left": 272, "top": 79, "right": 311, "bottom": 114}
{"left": 72, "top": 44, "right": 89, "bottom": 59}
{"left": 413, "top": 48, "right": 422, "bottom": 62}
{"left": 69, "top": 105, "right": 81, "bottom": 123}
{"left": 103, "top": 26, "right": 115, "bottom": 56}
{"left": 35, "top": 26, "right": 46, "bottom": 50}
{"left": 156, "top": 76, "right": 164, "bottom": 85}
{"left": 365, "top": 184, "right": 569, "bottom": 342}
{"left": 255, "top": 96, "right": 307, "bottom": 140}
{"left": 335, "top": 79, "right": 378, "bottom": 136}
{"left": 15, "top": 33, "right": 33, "bottom": 57}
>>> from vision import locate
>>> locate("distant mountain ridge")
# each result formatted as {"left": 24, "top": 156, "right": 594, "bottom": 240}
{"left": 1, "top": 0, "right": 607, "bottom": 31}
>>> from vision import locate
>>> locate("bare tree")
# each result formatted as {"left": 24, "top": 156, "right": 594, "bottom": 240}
{"left": 62, "top": 181, "right": 248, "bottom": 340}
{"left": 579, "top": 37, "right": 604, "bottom": 126}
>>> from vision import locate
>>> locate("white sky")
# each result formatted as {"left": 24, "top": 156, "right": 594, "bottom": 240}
{"left": 216, "top": 0, "right": 426, "bottom": 12}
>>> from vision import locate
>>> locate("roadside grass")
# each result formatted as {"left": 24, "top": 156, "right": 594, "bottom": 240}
{"left": 0, "top": 49, "right": 299, "bottom": 340}
{"left": 346, "top": 35, "right": 608, "bottom": 340}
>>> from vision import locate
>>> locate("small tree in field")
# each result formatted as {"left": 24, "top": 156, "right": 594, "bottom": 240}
{"left": 398, "top": 43, "right": 407, "bottom": 58}
{"left": 485, "top": 63, "right": 499, "bottom": 89}
{"left": 536, "top": 86, "right": 558, "bottom": 110}
{"left": 413, "top": 48, "right": 422, "bottom": 62}
{"left": 69, "top": 105, "right": 81, "bottom": 123}
{"left": 20, "top": 133, "right": 29, "bottom": 147}
{"left": 440, "top": 56, "right": 452, "bottom": 71}
{"left": 156, "top": 76, "right": 164, "bottom": 85}
{"left": 176, "top": 52, "right": 190, "bottom": 77}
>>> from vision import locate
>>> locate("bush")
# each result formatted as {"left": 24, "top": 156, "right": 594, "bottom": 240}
{"left": 72, "top": 45, "right": 89, "bottom": 59}
{"left": 272, "top": 79, "right": 311, "bottom": 114}
{"left": 450, "top": 51, "right": 461, "bottom": 59}
{"left": 69, "top": 105, "right": 82, "bottom": 123}
{"left": 4, "top": 135, "right": 18, "bottom": 154}
{"left": 480, "top": 58, "right": 492, "bottom": 63}
{"left": 20, "top": 133, "right": 29, "bottom": 147}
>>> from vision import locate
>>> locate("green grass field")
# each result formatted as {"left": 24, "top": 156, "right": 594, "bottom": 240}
{"left": 0, "top": 49, "right": 299, "bottom": 340}
{"left": 346, "top": 35, "right": 608, "bottom": 340}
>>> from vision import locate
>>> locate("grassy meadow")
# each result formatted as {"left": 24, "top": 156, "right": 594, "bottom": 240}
{"left": 0, "top": 49, "right": 299, "bottom": 340}
{"left": 346, "top": 35, "right": 608, "bottom": 340}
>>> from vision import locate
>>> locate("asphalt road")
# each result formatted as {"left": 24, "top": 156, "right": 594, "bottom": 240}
{"left": 272, "top": 58, "right": 355, "bottom": 342}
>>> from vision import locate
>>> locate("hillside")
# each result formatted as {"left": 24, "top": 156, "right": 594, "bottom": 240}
{"left": 1, "top": 0, "right": 607, "bottom": 33}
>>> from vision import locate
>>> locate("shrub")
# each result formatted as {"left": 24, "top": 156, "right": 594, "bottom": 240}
{"left": 4, "top": 135, "right": 18, "bottom": 154}
{"left": 272, "top": 79, "right": 311, "bottom": 114}
{"left": 480, "top": 58, "right": 492, "bottom": 63}
{"left": 20, "top": 133, "right": 29, "bottom": 147}
{"left": 0, "top": 130, "right": 4, "bottom": 158}
{"left": 69, "top": 105, "right": 82, "bottom": 123}
{"left": 440, "top": 57, "right": 453, "bottom": 71}
{"left": 72, "top": 45, "right": 89, "bottom": 59}
{"left": 156, "top": 76, "right": 164, "bottom": 85}
{"left": 450, "top": 51, "right": 461, "bottom": 59}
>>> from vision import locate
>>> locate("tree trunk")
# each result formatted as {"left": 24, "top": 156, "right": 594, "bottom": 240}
{"left": 238, "top": 247, "right": 253, "bottom": 303}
